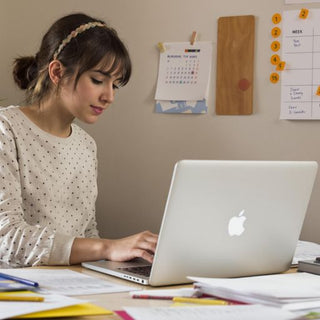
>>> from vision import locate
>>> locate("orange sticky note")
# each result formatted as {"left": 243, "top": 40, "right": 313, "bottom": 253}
{"left": 271, "top": 27, "right": 281, "bottom": 38}
{"left": 270, "top": 54, "right": 280, "bottom": 66}
{"left": 316, "top": 86, "right": 320, "bottom": 96}
{"left": 276, "top": 61, "right": 286, "bottom": 71}
{"left": 271, "top": 41, "right": 280, "bottom": 52}
{"left": 299, "top": 8, "right": 309, "bottom": 19}
{"left": 272, "top": 13, "right": 282, "bottom": 24}
{"left": 270, "top": 72, "right": 280, "bottom": 84}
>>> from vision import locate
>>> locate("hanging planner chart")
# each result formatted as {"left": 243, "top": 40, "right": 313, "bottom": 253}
{"left": 155, "top": 42, "right": 212, "bottom": 101}
{"left": 280, "top": 9, "right": 320, "bottom": 119}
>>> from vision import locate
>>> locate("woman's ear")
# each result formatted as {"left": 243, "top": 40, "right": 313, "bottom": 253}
{"left": 48, "top": 60, "right": 65, "bottom": 85}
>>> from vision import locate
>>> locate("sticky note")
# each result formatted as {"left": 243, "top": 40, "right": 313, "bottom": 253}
{"left": 271, "top": 41, "right": 280, "bottom": 52}
{"left": 299, "top": 8, "right": 309, "bottom": 19}
{"left": 272, "top": 13, "right": 282, "bottom": 24}
{"left": 316, "top": 86, "right": 320, "bottom": 96}
{"left": 270, "top": 72, "right": 280, "bottom": 83}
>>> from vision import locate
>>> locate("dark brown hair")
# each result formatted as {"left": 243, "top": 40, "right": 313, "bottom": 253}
{"left": 13, "top": 13, "right": 132, "bottom": 105}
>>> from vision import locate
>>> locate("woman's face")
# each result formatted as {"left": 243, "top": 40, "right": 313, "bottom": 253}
{"left": 58, "top": 63, "right": 122, "bottom": 124}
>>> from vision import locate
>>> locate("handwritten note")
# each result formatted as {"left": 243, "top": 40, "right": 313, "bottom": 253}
{"left": 280, "top": 9, "right": 320, "bottom": 119}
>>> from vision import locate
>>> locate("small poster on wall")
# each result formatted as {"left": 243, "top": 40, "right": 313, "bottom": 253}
{"left": 155, "top": 41, "right": 212, "bottom": 114}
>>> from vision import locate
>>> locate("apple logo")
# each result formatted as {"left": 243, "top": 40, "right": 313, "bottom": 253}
{"left": 228, "top": 209, "right": 247, "bottom": 236}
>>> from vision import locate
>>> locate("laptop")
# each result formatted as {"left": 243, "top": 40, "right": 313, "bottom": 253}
{"left": 82, "top": 160, "right": 318, "bottom": 286}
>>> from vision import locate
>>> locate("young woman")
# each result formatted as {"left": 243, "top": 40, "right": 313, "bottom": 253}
{"left": 0, "top": 13, "right": 158, "bottom": 267}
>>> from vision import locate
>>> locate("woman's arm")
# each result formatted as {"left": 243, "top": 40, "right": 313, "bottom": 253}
{"left": 69, "top": 230, "right": 158, "bottom": 264}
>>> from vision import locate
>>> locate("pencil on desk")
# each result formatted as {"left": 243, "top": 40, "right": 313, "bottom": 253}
{"left": 172, "top": 297, "right": 230, "bottom": 305}
{"left": 0, "top": 295, "right": 44, "bottom": 302}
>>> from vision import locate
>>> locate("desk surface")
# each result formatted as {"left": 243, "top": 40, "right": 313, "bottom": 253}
{"left": 36, "top": 265, "right": 297, "bottom": 320}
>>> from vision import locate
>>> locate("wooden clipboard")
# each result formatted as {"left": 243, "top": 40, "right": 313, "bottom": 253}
{"left": 216, "top": 15, "right": 255, "bottom": 115}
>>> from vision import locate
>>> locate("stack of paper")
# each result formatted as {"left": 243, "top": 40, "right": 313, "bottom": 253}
{"left": 189, "top": 273, "right": 320, "bottom": 311}
{"left": 292, "top": 240, "right": 320, "bottom": 266}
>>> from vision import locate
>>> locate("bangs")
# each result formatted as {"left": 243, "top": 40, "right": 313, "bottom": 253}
{"left": 67, "top": 26, "right": 132, "bottom": 88}
{"left": 97, "top": 51, "right": 131, "bottom": 87}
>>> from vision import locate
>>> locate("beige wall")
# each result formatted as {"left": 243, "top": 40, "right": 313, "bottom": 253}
{"left": 1, "top": 0, "right": 320, "bottom": 242}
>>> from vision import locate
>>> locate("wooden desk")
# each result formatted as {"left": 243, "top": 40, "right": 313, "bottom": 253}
{"left": 37, "top": 265, "right": 297, "bottom": 320}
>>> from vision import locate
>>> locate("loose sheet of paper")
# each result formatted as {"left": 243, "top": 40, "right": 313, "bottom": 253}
{"left": 155, "top": 42, "right": 213, "bottom": 101}
{"left": 0, "top": 294, "right": 84, "bottom": 320}
{"left": 281, "top": 9, "right": 320, "bottom": 119}
{"left": 0, "top": 269, "right": 134, "bottom": 295}
{"left": 124, "top": 305, "right": 296, "bottom": 320}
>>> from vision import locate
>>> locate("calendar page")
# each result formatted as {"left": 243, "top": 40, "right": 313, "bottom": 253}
{"left": 155, "top": 42, "right": 213, "bottom": 101}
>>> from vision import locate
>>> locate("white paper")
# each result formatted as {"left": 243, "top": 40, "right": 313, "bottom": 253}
{"left": 0, "top": 269, "right": 134, "bottom": 295}
{"left": 292, "top": 240, "right": 320, "bottom": 265}
{"left": 280, "top": 9, "right": 320, "bottom": 119}
{"left": 0, "top": 294, "right": 84, "bottom": 320}
{"left": 124, "top": 305, "right": 296, "bottom": 320}
{"left": 155, "top": 42, "right": 213, "bottom": 101}
{"left": 285, "top": 0, "right": 320, "bottom": 3}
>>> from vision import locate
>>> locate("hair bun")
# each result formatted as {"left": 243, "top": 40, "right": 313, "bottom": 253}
{"left": 13, "top": 56, "right": 38, "bottom": 90}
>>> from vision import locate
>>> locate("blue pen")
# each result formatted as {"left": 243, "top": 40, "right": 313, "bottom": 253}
{"left": 0, "top": 272, "right": 39, "bottom": 288}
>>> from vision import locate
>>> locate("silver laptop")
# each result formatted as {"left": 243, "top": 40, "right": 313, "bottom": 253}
{"left": 82, "top": 160, "right": 318, "bottom": 286}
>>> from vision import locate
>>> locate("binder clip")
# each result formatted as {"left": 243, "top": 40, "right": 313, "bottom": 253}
{"left": 157, "top": 42, "right": 166, "bottom": 53}
{"left": 190, "top": 31, "right": 197, "bottom": 45}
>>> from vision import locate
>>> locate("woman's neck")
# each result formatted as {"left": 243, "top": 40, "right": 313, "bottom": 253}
{"left": 20, "top": 100, "right": 74, "bottom": 138}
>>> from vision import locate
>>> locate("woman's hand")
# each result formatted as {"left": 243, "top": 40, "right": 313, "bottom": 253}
{"left": 103, "top": 230, "right": 158, "bottom": 263}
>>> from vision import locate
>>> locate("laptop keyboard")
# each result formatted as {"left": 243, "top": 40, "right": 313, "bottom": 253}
{"left": 119, "top": 265, "right": 152, "bottom": 277}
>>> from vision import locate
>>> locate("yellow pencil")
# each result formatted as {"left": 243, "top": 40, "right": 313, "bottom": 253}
{"left": 172, "top": 297, "right": 229, "bottom": 305}
{"left": 0, "top": 295, "right": 44, "bottom": 302}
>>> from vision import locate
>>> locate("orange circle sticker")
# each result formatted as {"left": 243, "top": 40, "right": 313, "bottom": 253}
{"left": 299, "top": 8, "right": 309, "bottom": 19}
{"left": 272, "top": 13, "right": 282, "bottom": 24}
{"left": 270, "top": 54, "right": 280, "bottom": 65}
{"left": 270, "top": 72, "right": 280, "bottom": 84}
{"left": 271, "top": 27, "right": 281, "bottom": 38}
{"left": 271, "top": 41, "right": 280, "bottom": 52}
{"left": 276, "top": 61, "right": 286, "bottom": 71}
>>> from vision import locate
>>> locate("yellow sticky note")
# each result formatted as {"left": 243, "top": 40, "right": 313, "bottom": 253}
{"left": 299, "top": 8, "right": 309, "bottom": 19}
{"left": 270, "top": 72, "right": 280, "bottom": 84}
{"left": 276, "top": 61, "right": 286, "bottom": 71}
{"left": 271, "top": 27, "right": 281, "bottom": 38}
{"left": 272, "top": 13, "right": 282, "bottom": 24}
{"left": 271, "top": 41, "right": 280, "bottom": 52}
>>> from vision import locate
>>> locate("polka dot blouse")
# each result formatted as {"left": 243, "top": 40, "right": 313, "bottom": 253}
{"left": 0, "top": 106, "right": 99, "bottom": 267}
